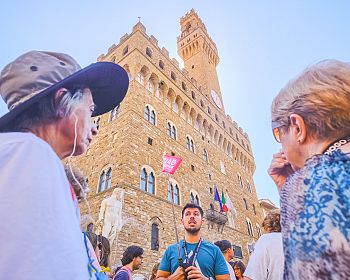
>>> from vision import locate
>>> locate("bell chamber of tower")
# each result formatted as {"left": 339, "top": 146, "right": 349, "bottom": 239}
{"left": 177, "top": 9, "right": 224, "bottom": 112}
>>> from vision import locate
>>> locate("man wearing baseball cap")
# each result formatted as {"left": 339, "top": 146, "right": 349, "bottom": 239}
{"left": 0, "top": 51, "right": 129, "bottom": 279}
{"left": 214, "top": 240, "right": 236, "bottom": 280}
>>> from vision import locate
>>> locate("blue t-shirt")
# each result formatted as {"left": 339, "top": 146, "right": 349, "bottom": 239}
{"left": 159, "top": 239, "right": 229, "bottom": 278}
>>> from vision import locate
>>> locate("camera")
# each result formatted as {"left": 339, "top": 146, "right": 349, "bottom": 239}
{"left": 179, "top": 261, "right": 191, "bottom": 280}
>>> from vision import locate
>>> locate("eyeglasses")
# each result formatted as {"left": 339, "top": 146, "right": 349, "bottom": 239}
{"left": 271, "top": 120, "right": 288, "bottom": 143}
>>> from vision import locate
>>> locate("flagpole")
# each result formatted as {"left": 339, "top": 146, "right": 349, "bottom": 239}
{"left": 167, "top": 173, "right": 183, "bottom": 265}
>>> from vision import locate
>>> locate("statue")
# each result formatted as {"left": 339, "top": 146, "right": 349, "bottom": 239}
{"left": 97, "top": 188, "right": 124, "bottom": 246}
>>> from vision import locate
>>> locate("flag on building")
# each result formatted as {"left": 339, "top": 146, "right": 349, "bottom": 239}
{"left": 226, "top": 194, "right": 237, "bottom": 217}
{"left": 214, "top": 185, "right": 223, "bottom": 211}
{"left": 221, "top": 191, "right": 228, "bottom": 212}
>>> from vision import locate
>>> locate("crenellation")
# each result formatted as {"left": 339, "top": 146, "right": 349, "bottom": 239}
{"left": 161, "top": 47, "right": 169, "bottom": 57}
{"left": 108, "top": 44, "right": 117, "bottom": 54}
{"left": 149, "top": 35, "right": 158, "bottom": 47}
{"left": 119, "top": 33, "right": 130, "bottom": 44}
{"left": 171, "top": 57, "right": 180, "bottom": 68}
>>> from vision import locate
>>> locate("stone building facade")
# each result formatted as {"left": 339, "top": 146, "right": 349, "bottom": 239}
{"left": 72, "top": 9, "right": 264, "bottom": 276}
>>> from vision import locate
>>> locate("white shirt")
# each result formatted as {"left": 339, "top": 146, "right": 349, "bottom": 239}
{"left": 226, "top": 260, "right": 236, "bottom": 280}
{"left": 0, "top": 132, "right": 91, "bottom": 279}
{"left": 244, "top": 233, "right": 284, "bottom": 280}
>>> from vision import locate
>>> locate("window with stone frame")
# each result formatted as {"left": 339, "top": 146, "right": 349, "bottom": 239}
{"left": 167, "top": 122, "right": 177, "bottom": 140}
{"left": 140, "top": 167, "right": 155, "bottom": 194}
{"left": 171, "top": 71, "right": 176, "bottom": 81}
{"left": 151, "top": 223, "right": 159, "bottom": 250}
{"left": 144, "top": 106, "right": 156, "bottom": 125}
{"left": 190, "top": 192, "right": 200, "bottom": 205}
{"left": 97, "top": 167, "right": 112, "bottom": 193}
{"left": 146, "top": 47, "right": 152, "bottom": 58}
{"left": 246, "top": 218, "right": 254, "bottom": 236}
{"left": 122, "top": 45, "right": 129, "bottom": 55}
{"left": 159, "top": 60, "right": 165, "bottom": 69}
{"left": 237, "top": 173, "right": 243, "bottom": 188}
{"left": 167, "top": 182, "right": 180, "bottom": 205}
{"left": 136, "top": 72, "right": 145, "bottom": 85}
{"left": 246, "top": 180, "right": 252, "bottom": 193}
{"left": 186, "top": 136, "right": 195, "bottom": 152}
{"left": 109, "top": 105, "right": 121, "bottom": 122}
{"left": 233, "top": 245, "right": 243, "bottom": 259}
{"left": 202, "top": 149, "right": 208, "bottom": 162}
{"left": 243, "top": 198, "right": 248, "bottom": 210}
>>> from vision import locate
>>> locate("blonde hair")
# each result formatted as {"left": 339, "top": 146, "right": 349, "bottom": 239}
{"left": 262, "top": 209, "right": 281, "bottom": 233}
{"left": 271, "top": 59, "right": 350, "bottom": 140}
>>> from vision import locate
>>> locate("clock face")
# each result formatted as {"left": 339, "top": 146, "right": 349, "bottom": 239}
{"left": 211, "top": 89, "right": 223, "bottom": 109}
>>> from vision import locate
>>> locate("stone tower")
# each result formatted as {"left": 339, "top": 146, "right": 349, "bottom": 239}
{"left": 177, "top": 9, "right": 224, "bottom": 112}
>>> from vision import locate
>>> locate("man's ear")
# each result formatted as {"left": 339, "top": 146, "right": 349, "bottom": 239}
{"left": 289, "top": 113, "right": 307, "bottom": 144}
{"left": 54, "top": 88, "right": 68, "bottom": 117}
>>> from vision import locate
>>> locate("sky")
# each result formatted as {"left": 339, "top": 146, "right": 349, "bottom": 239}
{"left": 1, "top": 1, "right": 349, "bottom": 206}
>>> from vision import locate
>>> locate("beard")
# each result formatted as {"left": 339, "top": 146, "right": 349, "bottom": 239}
{"left": 184, "top": 225, "right": 201, "bottom": 234}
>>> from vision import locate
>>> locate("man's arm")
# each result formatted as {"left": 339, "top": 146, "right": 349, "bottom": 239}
{"left": 215, "top": 274, "right": 230, "bottom": 280}
{"left": 156, "top": 267, "right": 184, "bottom": 280}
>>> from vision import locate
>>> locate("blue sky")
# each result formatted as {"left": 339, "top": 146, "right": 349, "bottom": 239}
{"left": 1, "top": 1, "right": 349, "bottom": 206}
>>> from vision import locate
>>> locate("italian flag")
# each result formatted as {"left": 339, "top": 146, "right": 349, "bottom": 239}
{"left": 221, "top": 191, "right": 229, "bottom": 212}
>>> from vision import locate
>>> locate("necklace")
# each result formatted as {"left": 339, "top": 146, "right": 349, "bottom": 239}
{"left": 323, "top": 137, "right": 350, "bottom": 155}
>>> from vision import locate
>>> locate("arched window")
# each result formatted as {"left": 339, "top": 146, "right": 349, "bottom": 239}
{"left": 140, "top": 168, "right": 147, "bottom": 191}
{"left": 144, "top": 106, "right": 150, "bottom": 121}
{"left": 97, "top": 168, "right": 112, "bottom": 193}
{"left": 105, "top": 168, "right": 112, "bottom": 190}
{"left": 167, "top": 182, "right": 180, "bottom": 205}
{"left": 144, "top": 106, "right": 156, "bottom": 125}
{"left": 98, "top": 171, "right": 106, "bottom": 193}
{"left": 123, "top": 46, "right": 129, "bottom": 55}
{"left": 253, "top": 204, "right": 256, "bottom": 215}
{"left": 167, "top": 122, "right": 172, "bottom": 137}
{"left": 151, "top": 223, "right": 159, "bottom": 250}
{"left": 243, "top": 198, "right": 248, "bottom": 210}
{"left": 246, "top": 218, "right": 254, "bottom": 236}
{"left": 109, "top": 105, "right": 120, "bottom": 122}
{"left": 150, "top": 110, "right": 155, "bottom": 125}
{"left": 147, "top": 80, "right": 154, "bottom": 93}
{"left": 146, "top": 47, "right": 152, "bottom": 58}
{"left": 186, "top": 136, "right": 194, "bottom": 152}
{"left": 148, "top": 172, "right": 155, "bottom": 194}
{"left": 202, "top": 149, "right": 208, "bottom": 162}
{"left": 246, "top": 180, "right": 252, "bottom": 193}
{"left": 140, "top": 167, "right": 155, "bottom": 194}
{"left": 182, "top": 82, "right": 187, "bottom": 91}
{"left": 172, "top": 126, "right": 176, "bottom": 140}
{"left": 174, "top": 185, "right": 179, "bottom": 205}
{"left": 190, "top": 191, "right": 200, "bottom": 205}
{"left": 167, "top": 122, "right": 177, "bottom": 140}
{"left": 137, "top": 72, "right": 145, "bottom": 84}
{"left": 171, "top": 71, "right": 176, "bottom": 81}
{"left": 191, "top": 91, "right": 196, "bottom": 100}
{"left": 159, "top": 60, "right": 164, "bottom": 69}
{"left": 237, "top": 173, "right": 243, "bottom": 188}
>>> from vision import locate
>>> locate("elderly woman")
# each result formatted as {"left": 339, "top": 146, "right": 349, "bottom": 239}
{"left": 244, "top": 210, "right": 284, "bottom": 280}
{"left": 0, "top": 51, "right": 129, "bottom": 279}
{"left": 268, "top": 60, "right": 350, "bottom": 279}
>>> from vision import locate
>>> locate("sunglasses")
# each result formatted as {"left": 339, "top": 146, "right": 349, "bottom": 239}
{"left": 271, "top": 120, "right": 289, "bottom": 143}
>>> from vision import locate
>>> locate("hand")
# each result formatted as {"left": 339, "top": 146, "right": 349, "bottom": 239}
{"left": 185, "top": 266, "right": 208, "bottom": 280}
{"left": 268, "top": 152, "right": 295, "bottom": 192}
{"left": 168, "top": 266, "right": 185, "bottom": 280}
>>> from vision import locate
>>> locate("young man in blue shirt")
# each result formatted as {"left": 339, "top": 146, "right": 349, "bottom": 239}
{"left": 156, "top": 203, "right": 229, "bottom": 280}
